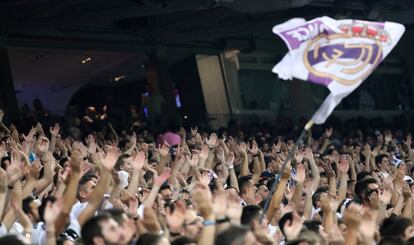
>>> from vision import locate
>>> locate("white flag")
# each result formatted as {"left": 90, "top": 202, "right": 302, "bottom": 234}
{"left": 272, "top": 16, "right": 405, "bottom": 124}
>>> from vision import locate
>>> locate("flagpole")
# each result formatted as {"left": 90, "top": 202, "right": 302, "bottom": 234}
{"left": 261, "top": 119, "right": 314, "bottom": 221}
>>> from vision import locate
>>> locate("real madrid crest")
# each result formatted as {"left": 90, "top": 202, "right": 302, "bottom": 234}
{"left": 303, "top": 22, "right": 390, "bottom": 86}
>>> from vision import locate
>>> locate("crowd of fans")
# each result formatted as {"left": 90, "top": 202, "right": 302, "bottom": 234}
{"left": 1, "top": 106, "right": 414, "bottom": 245}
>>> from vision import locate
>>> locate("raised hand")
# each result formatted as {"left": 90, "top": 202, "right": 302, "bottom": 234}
{"left": 343, "top": 204, "right": 362, "bottom": 230}
{"left": 384, "top": 131, "right": 393, "bottom": 144}
{"left": 44, "top": 198, "right": 63, "bottom": 225}
{"left": 7, "top": 150, "right": 23, "bottom": 185}
{"left": 165, "top": 200, "right": 186, "bottom": 233}
{"left": 322, "top": 163, "right": 336, "bottom": 178}
{"left": 86, "top": 135, "right": 97, "bottom": 154}
{"left": 238, "top": 142, "right": 247, "bottom": 154}
{"left": 0, "top": 109, "right": 4, "bottom": 122}
{"left": 190, "top": 126, "right": 198, "bottom": 137}
{"left": 292, "top": 164, "right": 305, "bottom": 184}
{"left": 225, "top": 152, "right": 235, "bottom": 167}
{"left": 198, "top": 144, "right": 209, "bottom": 160}
{"left": 188, "top": 153, "right": 199, "bottom": 167}
{"left": 338, "top": 155, "right": 349, "bottom": 174}
{"left": 23, "top": 127, "right": 36, "bottom": 143}
{"left": 217, "top": 147, "right": 225, "bottom": 163}
{"left": 37, "top": 137, "right": 50, "bottom": 153}
{"left": 206, "top": 133, "right": 217, "bottom": 148}
{"left": 158, "top": 142, "right": 170, "bottom": 157}
{"left": 226, "top": 190, "right": 242, "bottom": 222}
{"left": 330, "top": 150, "right": 340, "bottom": 163}
{"left": 324, "top": 127, "right": 334, "bottom": 138}
{"left": 0, "top": 142, "right": 6, "bottom": 159}
{"left": 154, "top": 168, "right": 171, "bottom": 187}
{"left": 28, "top": 159, "right": 42, "bottom": 180}
{"left": 49, "top": 123, "right": 60, "bottom": 137}
{"left": 213, "top": 190, "right": 228, "bottom": 217}
{"left": 192, "top": 186, "right": 213, "bottom": 218}
{"left": 100, "top": 146, "right": 120, "bottom": 171}
{"left": 303, "top": 147, "right": 314, "bottom": 160}
{"left": 249, "top": 141, "right": 259, "bottom": 155}
{"left": 294, "top": 150, "right": 304, "bottom": 163}
{"left": 70, "top": 149, "right": 83, "bottom": 173}
{"left": 131, "top": 151, "right": 145, "bottom": 170}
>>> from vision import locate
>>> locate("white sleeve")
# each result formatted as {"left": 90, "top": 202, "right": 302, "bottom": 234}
{"left": 137, "top": 204, "right": 145, "bottom": 219}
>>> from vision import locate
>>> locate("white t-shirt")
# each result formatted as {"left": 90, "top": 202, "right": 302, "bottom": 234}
{"left": 69, "top": 201, "right": 88, "bottom": 222}
{"left": 32, "top": 222, "right": 46, "bottom": 245}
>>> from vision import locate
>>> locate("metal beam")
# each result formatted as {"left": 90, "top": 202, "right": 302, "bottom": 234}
{"left": 6, "top": 35, "right": 220, "bottom": 54}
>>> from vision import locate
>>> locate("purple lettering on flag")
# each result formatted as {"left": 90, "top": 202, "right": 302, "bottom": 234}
{"left": 277, "top": 20, "right": 336, "bottom": 50}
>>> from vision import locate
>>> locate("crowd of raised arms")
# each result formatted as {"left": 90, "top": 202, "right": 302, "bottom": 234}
{"left": 2, "top": 107, "right": 414, "bottom": 245}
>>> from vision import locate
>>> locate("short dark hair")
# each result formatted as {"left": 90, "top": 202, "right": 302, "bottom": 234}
{"left": 378, "top": 237, "right": 405, "bottom": 245}
{"left": 77, "top": 173, "right": 98, "bottom": 199}
{"left": 303, "top": 220, "right": 322, "bottom": 233}
{"left": 215, "top": 225, "right": 250, "bottom": 245}
{"left": 136, "top": 233, "right": 163, "bottom": 245}
{"left": 114, "top": 154, "right": 130, "bottom": 171}
{"left": 278, "top": 212, "right": 294, "bottom": 237}
{"left": 81, "top": 213, "right": 112, "bottom": 245}
{"left": 241, "top": 205, "right": 262, "bottom": 226}
{"left": 375, "top": 154, "right": 388, "bottom": 167}
{"left": 238, "top": 176, "right": 252, "bottom": 195}
{"left": 312, "top": 186, "right": 329, "bottom": 208}
{"left": 354, "top": 178, "right": 377, "bottom": 201}
{"left": 356, "top": 171, "right": 371, "bottom": 181}
{"left": 171, "top": 236, "right": 196, "bottom": 245}
{"left": 39, "top": 196, "right": 56, "bottom": 223}
{"left": 0, "top": 235, "right": 26, "bottom": 245}
{"left": 380, "top": 216, "right": 412, "bottom": 239}
{"left": 160, "top": 184, "right": 171, "bottom": 192}
{"left": 104, "top": 209, "right": 127, "bottom": 225}
{"left": 22, "top": 196, "right": 35, "bottom": 215}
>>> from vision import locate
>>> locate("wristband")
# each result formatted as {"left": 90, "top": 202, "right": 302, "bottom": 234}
{"left": 216, "top": 216, "right": 230, "bottom": 224}
{"left": 227, "top": 165, "right": 234, "bottom": 170}
{"left": 7, "top": 185, "right": 13, "bottom": 190}
{"left": 202, "top": 220, "right": 216, "bottom": 226}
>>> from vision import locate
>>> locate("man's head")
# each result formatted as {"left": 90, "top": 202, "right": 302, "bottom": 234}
{"left": 215, "top": 225, "right": 258, "bottom": 245}
{"left": 81, "top": 213, "right": 125, "bottom": 245}
{"left": 104, "top": 209, "right": 136, "bottom": 245}
{"left": 380, "top": 216, "right": 414, "bottom": 240}
{"left": 312, "top": 186, "right": 329, "bottom": 208}
{"left": 256, "top": 184, "right": 269, "bottom": 200}
{"left": 160, "top": 185, "right": 173, "bottom": 200}
{"left": 182, "top": 210, "right": 203, "bottom": 240}
{"left": 238, "top": 176, "right": 254, "bottom": 197}
{"left": 137, "top": 233, "right": 170, "bottom": 245}
{"left": 114, "top": 154, "right": 133, "bottom": 173}
{"left": 77, "top": 174, "right": 98, "bottom": 202}
{"left": 376, "top": 154, "right": 390, "bottom": 172}
{"left": 354, "top": 178, "right": 378, "bottom": 204}
{"left": 241, "top": 205, "right": 267, "bottom": 228}
{"left": 22, "top": 196, "right": 40, "bottom": 223}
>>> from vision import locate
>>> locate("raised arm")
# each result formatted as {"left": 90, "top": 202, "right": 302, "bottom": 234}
{"left": 337, "top": 156, "right": 350, "bottom": 203}
{"left": 49, "top": 123, "right": 60, "bottom": 153}
{"left": 142, "top": 169, "right": 171, "bottom": 208}
{"left": 54, "top": 150, "right": 82, "bottom": 235}
{"left": 77, "top": 147, "right": 118, "bottom": 227}
{"left": 266, "top": 163, "right": 291, "bottom": 220}
{"left": 127, "top": 151, "right": 145, "bottom": 196}
{"left": 224, "top": 153, "right": 239, "bottom": 192}
{"left": 304, "top": 148, "right": 320, "bottom": 191}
